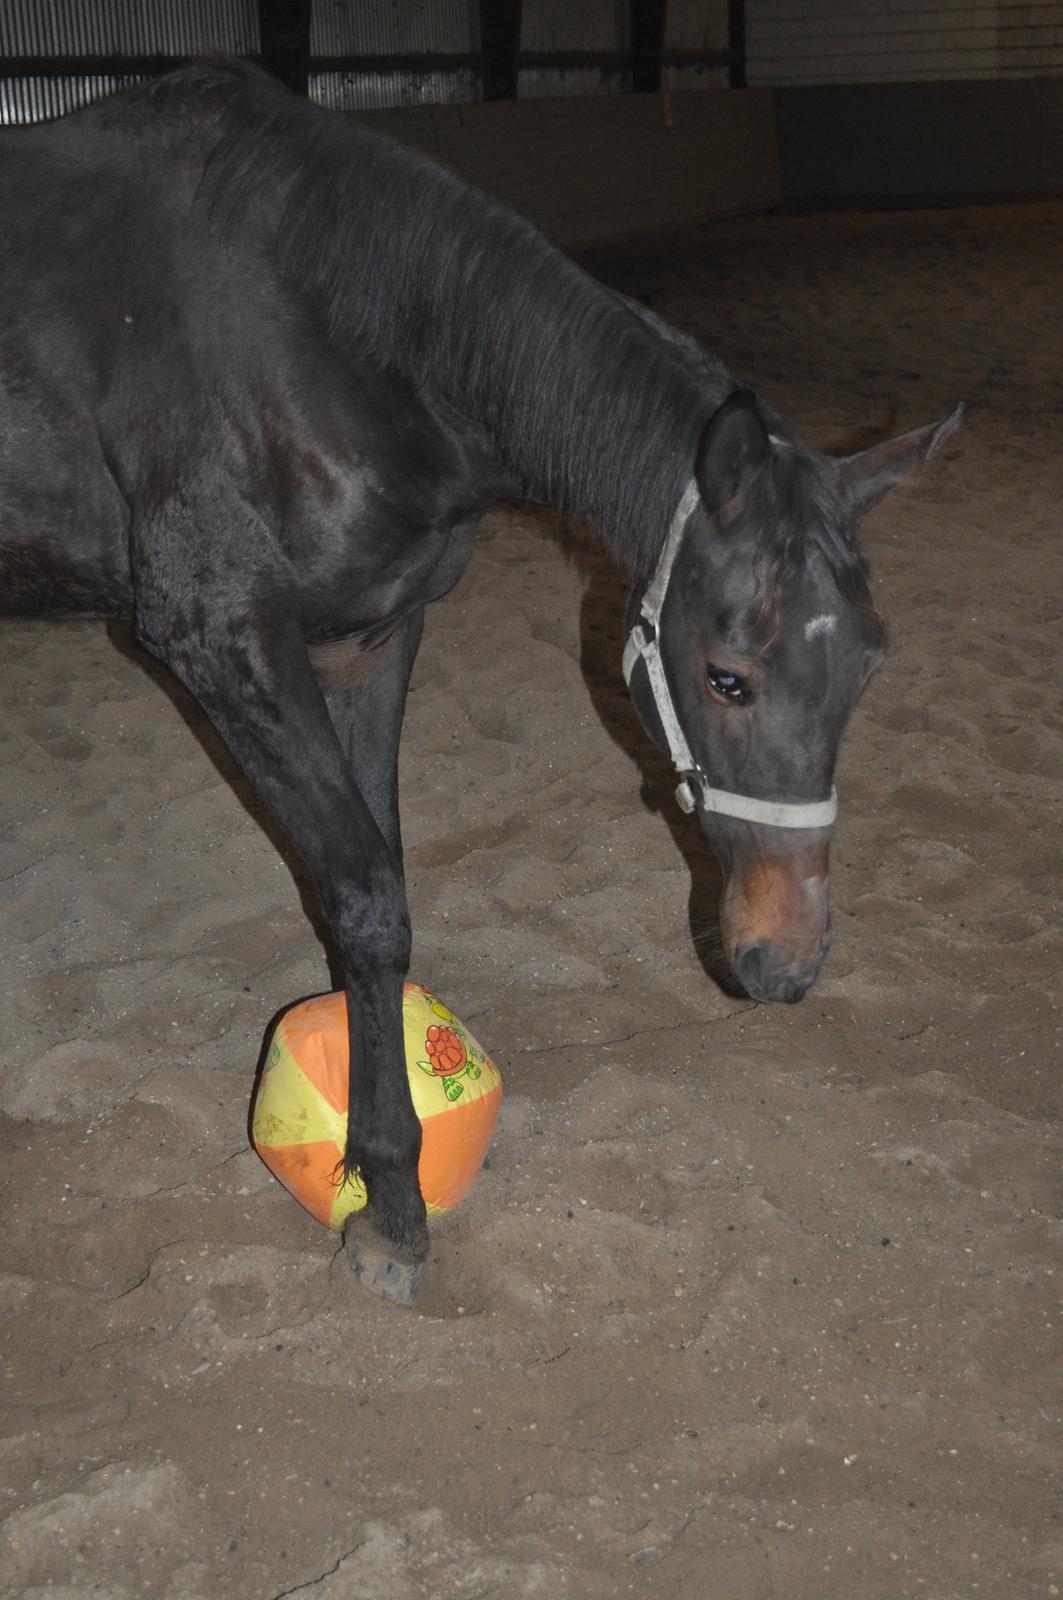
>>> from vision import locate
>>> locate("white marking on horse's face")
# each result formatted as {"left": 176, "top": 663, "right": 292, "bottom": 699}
{"left": 804, "top": 613, "right": 837, "bottom": 642}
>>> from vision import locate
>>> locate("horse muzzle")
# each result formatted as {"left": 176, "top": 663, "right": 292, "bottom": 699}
{"left": 730, "top": 933, "right": 831, "bottom": 1004}
{"left": 719, "top": 844, "right": 832, "bottom": 1004}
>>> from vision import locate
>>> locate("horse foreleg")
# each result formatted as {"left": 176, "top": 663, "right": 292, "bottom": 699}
{"left": 311, "top": 610, "right": 424, "bottom": 862}
{"left": 312, "top": 612, "right": 429, "bottom": 1297}
{"left": 133, "top": 519, "right": 426, "bottom": 1304}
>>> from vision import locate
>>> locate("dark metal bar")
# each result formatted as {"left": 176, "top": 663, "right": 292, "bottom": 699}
{"left": 479, "top": 0, "right": 521, "bottom": 101}
{"left": 514, "top": 50, "right": 629, "bottom": 71}
{"left": 517, "top": 49, "right": 731, "bottom": 72}
{"left": 630, "top": 0, "right": 667, "bottom": 94}
{"left": 0, "top": 53, "right": 181, "bottom": 78}
{"left": 258, "top": 0, "right": 311, "bottom": 96}
{"left": 297, "top": 53, "right": 486, "bottom": 76}
{"left": 728, "top": 0, "right": 747, "bottom": 88}
{"left": 303, "top": 48, "right": 731, "bottom": 78}
{"left": 659, "top": 49, "right": 733, "bottom": 69}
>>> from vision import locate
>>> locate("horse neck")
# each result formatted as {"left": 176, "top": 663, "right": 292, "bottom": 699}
{"left": 185, "top": 67, "right": 719, "bottom": 571}
{"left": 474, "top": 285, "right": 715, "bottom": 575}
{"left": 299, "top": 140, "right": 719, "bottom": 574}
{"left": 427, "top": 266, "right": 715, "bottom": 572}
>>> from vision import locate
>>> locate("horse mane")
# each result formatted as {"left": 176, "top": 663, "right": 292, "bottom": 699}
{"left": 120, "top": 61, "right": 717, "bottom": 573}
{"left": 94, "top": 60, "right": 875, "bottom": 605}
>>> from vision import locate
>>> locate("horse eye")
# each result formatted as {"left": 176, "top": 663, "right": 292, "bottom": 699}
{"left": 706, "top": 664, "right": 751, "bottom": 704}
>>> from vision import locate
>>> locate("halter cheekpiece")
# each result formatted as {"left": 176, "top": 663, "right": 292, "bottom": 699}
{"left": 621, "top": 478, "right": 839, "bottom": 830}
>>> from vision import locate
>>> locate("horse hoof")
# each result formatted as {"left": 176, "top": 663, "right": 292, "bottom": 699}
{"left": 345, "top": 1216, "right": 424, "bottom": 1307}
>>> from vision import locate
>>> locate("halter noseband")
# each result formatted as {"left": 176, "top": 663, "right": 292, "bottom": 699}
{"left": 621, "top": 478, "right": 839, "bottom": 830}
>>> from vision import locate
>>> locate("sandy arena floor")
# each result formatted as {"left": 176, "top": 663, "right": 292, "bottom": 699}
{"left": 1, "top": 201, "right": 1060, "bottom": 1599}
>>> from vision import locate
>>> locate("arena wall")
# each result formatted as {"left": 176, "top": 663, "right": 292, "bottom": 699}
{"left": 350, "top": 89, "right": 780, "bottom": 249}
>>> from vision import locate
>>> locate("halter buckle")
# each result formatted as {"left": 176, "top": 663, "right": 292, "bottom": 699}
{"left": 675, "top": 779, "right": 697, "bottom": 814}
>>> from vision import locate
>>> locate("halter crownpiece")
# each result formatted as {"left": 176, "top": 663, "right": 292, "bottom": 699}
{"left": 622, "top": 477, "right": 839, "bottom": 830}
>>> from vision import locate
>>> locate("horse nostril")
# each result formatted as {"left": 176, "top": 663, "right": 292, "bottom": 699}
{"left": 775, "top": 974, "right": 810, "bottom": 1005}
{"left": 732, "top": 940, "right": 816, "bottom": 1004}
{"left": 733, "top": 940, "right": 774, "bottom": 998}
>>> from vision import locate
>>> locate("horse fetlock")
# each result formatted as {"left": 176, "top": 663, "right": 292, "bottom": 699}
{"left": 347, "top": 1115, "right": 423, "bottom": 1188}
{"left": 368, "top": 1190, "right": 429, "bottom": 1257}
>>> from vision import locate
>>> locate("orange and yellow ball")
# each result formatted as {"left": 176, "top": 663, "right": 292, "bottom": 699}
{"left": 251, "top": 984, "right": 502, "bottom": 1228}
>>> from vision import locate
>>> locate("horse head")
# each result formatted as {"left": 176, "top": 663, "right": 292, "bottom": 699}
{"left": 625, "top": 389, "right": 962, "bottom": 1005}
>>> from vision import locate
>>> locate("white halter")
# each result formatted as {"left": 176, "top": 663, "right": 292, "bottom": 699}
{"left": 621, "top": 479, "right": 839, "bottom": 829}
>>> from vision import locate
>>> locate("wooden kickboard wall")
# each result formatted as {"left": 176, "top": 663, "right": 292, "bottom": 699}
{"left": 350, "top": 90, "right": 780, "bottom": 249}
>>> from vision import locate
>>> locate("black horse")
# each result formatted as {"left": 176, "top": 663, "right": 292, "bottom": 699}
{"left": 0, "top": 62, "right": 960, "bottom": 1303}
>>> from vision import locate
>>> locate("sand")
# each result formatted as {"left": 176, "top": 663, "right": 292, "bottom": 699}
{"left": 1, "top": 201, "right": 1060, "bottom": 1599}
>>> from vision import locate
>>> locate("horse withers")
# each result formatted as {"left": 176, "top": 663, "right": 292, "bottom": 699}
{"left": 0, "top": 63, "right": 960, "bottom": 1302}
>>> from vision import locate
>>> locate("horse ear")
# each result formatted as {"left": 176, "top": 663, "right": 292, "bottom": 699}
{"left": 838, "top": 403, "right": 964, "bottom": 522}
{"left": 695, "top": 389, "right": 770, "bottom": 528}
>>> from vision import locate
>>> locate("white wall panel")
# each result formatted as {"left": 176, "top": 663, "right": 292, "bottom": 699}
{"left": 747, "top": 1, "right": 1063, "bottom": 84}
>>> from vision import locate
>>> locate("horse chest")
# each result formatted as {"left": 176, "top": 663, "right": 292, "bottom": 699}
{"left": 297, "top": 506, "right": 480, "bottom": 644}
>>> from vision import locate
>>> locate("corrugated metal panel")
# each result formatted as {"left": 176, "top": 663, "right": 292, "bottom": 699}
{"left": 0, "top": 0, "right": 259, "bottom": 124}
{"left": 521, "top": 0, "right": 623, "bottom": 53}
{"left": 666, "top": 0, "right": 729, "bottom": 51}
{"left": 0, "top": 0, "right": 258, "bottom": 57}
{"left": 517, "top": 66, "right": 625, "bottom": 98}
{"left": 0, "top": 73, "right": 142, "bottom": 125}
{"left": 0, "top": 0, "right": 739, "bottom": 125}
{"left": 311, "top": 0, "right": 476, "bottom": 57}
{"left": 747, "top": 1, "right": 1063, "bottom": 85}
{"left": 661, "top": 0, "right": 730, "bottom": 93}
{"left": 518, "top": 0, "right": 625, "bottom": 96}
{"left": 309, "top": 0, "right": 479, "bottom": 108}
{"left": 311, "top": 68, "right": 478, "bottom": 110}
{"left": 662, "top": 64, "right": 730, "bottom": 91}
